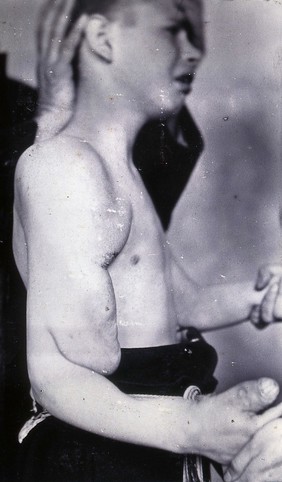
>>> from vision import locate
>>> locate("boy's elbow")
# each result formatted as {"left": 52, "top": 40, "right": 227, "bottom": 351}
{"left": 28, "top": 357, "right": 57, "bottom": 409}
{"left": 27, "top": 345, "right": 121, "bottom": 413}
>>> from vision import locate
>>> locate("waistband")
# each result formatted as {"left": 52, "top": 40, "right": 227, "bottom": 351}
{"left": 107, "top": 328, "right": 217, "bottom": 396}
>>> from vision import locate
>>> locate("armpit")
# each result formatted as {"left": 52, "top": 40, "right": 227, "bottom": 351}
{"left": 101, "top": 252, "right": 119, "bottom": 269}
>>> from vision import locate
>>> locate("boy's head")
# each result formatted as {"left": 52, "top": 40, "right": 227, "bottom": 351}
{"left": 72, "top": 0, "right": 205, "bottom": 119}
{"left": 70, "top": 0, "right": 204, "bottom": 52}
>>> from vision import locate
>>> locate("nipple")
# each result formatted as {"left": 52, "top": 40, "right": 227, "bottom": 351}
{"left": 130, "top": 255, "right": 140, "bottom": 266}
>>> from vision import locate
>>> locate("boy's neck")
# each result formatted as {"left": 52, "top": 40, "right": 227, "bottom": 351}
{"left": 65, "top": 77, "right": 151, "bottom": 170}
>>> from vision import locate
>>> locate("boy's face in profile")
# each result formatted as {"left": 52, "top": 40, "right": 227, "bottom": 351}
{"left": 113, "top": 0, "right": 204, "bottom": 119}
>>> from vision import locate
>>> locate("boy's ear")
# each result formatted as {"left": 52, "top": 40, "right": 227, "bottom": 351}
{"left": 84, "top": 15, "right": 113, "bottom": 63}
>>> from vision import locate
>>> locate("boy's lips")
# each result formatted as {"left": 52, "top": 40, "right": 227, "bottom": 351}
{"left": 174, "top": 73, "right": 195, "bottom": 93}
{"left": 174, "top": 73, "right": 196, "bottom": 85}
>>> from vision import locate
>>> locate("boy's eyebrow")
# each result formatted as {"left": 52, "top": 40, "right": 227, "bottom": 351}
{"left": 174, "top": 0, "right": 186, "bottom": 14}
{"left": 172, "top": 0, "right": 200, "bottom": 21}
{"left": 166, "top": 17, "right": 193, "bottom": 32}
{"left": 167, "top": 13, "right": 205, "bottom": 53}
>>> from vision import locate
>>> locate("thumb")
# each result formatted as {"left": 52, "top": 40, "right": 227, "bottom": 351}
{"left": 256, "top": 266, "right": 272, "bottom": 290}
{"left": 231, "top": 378, "right": 279, "bottom": 413}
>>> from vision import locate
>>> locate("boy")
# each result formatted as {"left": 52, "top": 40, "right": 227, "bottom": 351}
{"left": 13, "top": 1, "right": 282, "bottom": 480}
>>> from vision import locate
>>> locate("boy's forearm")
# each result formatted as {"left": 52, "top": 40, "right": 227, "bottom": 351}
{"left": 30, "top": 352, "right": 282, "bottom": 467}
{"left": 188, "top": 281, "right": 266, "bottom": 331}
{"left": 29, "top": 351, "right": 199, "bottom": 455}
{"left": 172, "top": 260, "right": 265, "bottom": 330}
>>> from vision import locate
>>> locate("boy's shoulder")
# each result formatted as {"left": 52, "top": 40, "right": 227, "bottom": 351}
{"left": 15, "top": 134, "right": 112, "bottom": 203}
{"left": 16, "top": 134, "right": 106, "bottom": 181}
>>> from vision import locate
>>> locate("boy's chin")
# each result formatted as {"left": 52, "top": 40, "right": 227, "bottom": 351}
{"left": 143, "top": 96, "right": 186, "bottom": 122}
{"left": 158, "top": 102, "right": 186, "bottom": 120}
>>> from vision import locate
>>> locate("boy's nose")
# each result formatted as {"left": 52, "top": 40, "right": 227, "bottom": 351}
{"left": 182, "top": 44, "right": 203, "bottom": 66}
{"left": 179, "top": 31, "right": 204, "bottom": 66}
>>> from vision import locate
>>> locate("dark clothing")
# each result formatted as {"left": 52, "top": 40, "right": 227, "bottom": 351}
{"left": 17, "top": 330, "right": 217, "bottom": 482}
{"left": 133, "top": 108, "right": 204, "bottom": 230}
{"left": 107, "top": 328, "right": 217, "bottom": 396}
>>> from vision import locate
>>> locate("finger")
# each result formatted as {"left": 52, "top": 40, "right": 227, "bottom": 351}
{"left": 273, "top": 278, "right": 282, "bottom": 320}
{"left": 226, "top": 456, "right": 282, "bottom": 482}
{"left": 37, "top": 0, "right": 53, "bottom": 51}
{"left": 39, "top": 0, "right": 75, "bottom": 62}
{"left": 250, "top": 305, "right": 265, "bottom": 329}
{"left": 256, "top": 265, "right": 282, "bottom": 290}
{"left": 60, "top": 14, "right": 88, "bottom": 63}
{"left": 226, "top": 419, "right": 282, "bottom": 482}
{"left": 256, "top": 401, "right": 282, "bottom": 429}
{"left": 256, "top": 265, "right": 273, "bottom": 290}
{"left": 227, "top": 378, "right": 279, "bottom": 414}
{"left": 37, "top": 0, "right": 66, "bottom": 57}
{"left": 47, "top": 0, "right": 78, "bottom": 63}
{"left": 224, "top": 441, "right": 258, "bottom": 482}
{"left": 260, "top": 282, "right": 279, "bottom": 324}
{"left": 51, "top": 0, "right": 76, "bottom": 41}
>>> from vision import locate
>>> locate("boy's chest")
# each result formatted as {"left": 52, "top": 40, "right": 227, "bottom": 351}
{"left": 109, "top": 179, "right": 170, "bottom": 276}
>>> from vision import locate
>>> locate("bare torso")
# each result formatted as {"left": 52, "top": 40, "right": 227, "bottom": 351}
{"left": 108, "top": 181, "right": 177, "bottom": 347}
{"left": 13, "top": 135, "right": 178, "bottom": 355}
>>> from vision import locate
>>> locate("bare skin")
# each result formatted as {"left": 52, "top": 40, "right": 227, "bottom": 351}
{"left": 13, "top": 133, "right": 282, "bottom": 464}
{"left": 35, "top": 0, "right": 88, "bottom": 141}
{"left": 225, "top": 418, "right": 282, "bottom": 482}
{"left": 34, "top": 0, "right": 282, "bottom": 333}
{"left": 13, "top": 0, "right": 282, "bottom": 476}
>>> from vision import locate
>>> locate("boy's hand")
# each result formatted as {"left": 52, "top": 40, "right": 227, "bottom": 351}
{"left": 189, "top": 378, "right": 282, "bottom": 465}
{"left": 251, "top": 264, "right": 282, "bottom": 327}
{"left": 224, "top": 418, "right": 282, "bottom": 482}
{"left": 36, "top": 0, "right": 87, "bottom": 141}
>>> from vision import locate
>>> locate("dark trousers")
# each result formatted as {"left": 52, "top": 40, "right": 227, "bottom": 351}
{"left": 17, "top": 329, "right": 217, "bottom": 482}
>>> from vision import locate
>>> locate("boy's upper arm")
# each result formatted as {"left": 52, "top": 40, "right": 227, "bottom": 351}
{"left": 15, "top": 141, "right": 127, "bottom": 375}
